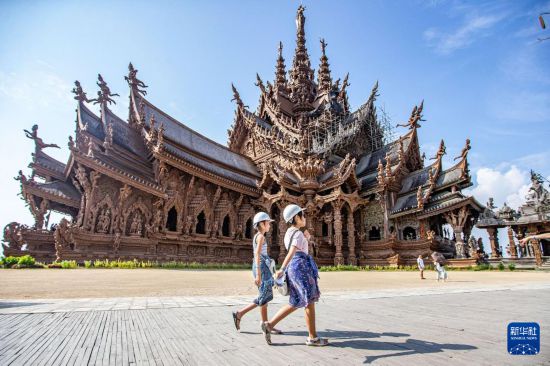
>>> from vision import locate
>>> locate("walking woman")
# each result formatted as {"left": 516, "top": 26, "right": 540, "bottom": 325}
{"left": 260, "top": 204, "right": 328, "bottom": 346}
{"left": 232, "top": 212, "right": 282, "bottom": 334}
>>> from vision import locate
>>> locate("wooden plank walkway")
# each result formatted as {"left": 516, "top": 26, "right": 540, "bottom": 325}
{"left": 0, "top": 288, "right": 548, "bottom": 365}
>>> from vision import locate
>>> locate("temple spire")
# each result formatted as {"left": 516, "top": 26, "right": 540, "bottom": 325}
{"left": 274, "top": 42, "right": 288, "bottom": 93}
{"left": 318, "top": 38, "right": 332, "bottom": 93}
{"left": 289, "top": 5, "right": 315, "bottom": 111}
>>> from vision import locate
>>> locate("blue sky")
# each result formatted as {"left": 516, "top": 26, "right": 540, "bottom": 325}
{"left": 0, "top": 0, "right": 549, "bottom": 254}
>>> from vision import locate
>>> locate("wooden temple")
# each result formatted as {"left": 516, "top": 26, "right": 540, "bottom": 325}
{"left": 3, "top": 6, "right": 485, "bottom": 266}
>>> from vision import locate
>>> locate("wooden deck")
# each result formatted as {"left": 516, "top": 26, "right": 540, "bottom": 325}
{"left": 0, "top": 284, "right": 549, "bottom": 365}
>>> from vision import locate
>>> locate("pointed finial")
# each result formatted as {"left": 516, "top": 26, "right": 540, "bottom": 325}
{"left": 255, "top": 73, "right": 266, "bottom": 93}
{"left": 231, "top": 83, "right": 246, "bottom": 108}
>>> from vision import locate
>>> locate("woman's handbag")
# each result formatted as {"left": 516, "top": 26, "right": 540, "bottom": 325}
{"left": 274, "top": 273, "right": 288, "bottom": 296}
{"left": 273, "top": 230, "right": 299, "bottom": 296}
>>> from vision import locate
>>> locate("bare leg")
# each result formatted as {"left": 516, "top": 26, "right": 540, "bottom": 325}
{"left": 304, "top": 303, "right": 317, "bottom": 339}
{"left": 266, "top": 304, "right": 296, "bottom": 329}
{"left": 260, "top": 304, "right": 268, "bottom": 322}
{"left": 237, "top": 303, "right": 258, "bottom": 319}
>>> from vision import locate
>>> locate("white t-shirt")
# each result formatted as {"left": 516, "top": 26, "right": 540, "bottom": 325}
{"left": 284, "top": 227, "right": 308, "bottom": 254}
{"left": 417, "top": 258, "right": 425, "bottom": 269}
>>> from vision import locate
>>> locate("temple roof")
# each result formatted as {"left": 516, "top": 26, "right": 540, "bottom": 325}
{"left": 31, "top": 150, "right": 66, "bottom": 180}
{"left": 104, "top": 107, "right": 149, "bottom": 159}
{"left": 22, "top": 179, "right": 80, "bottom": 209}
{"left": 136, "top": 94, "right": 260, "bottom": 179}
{"left": 356, "top": 130, "right": 413, "bottom": 177}
{"left": 78, "top": 102, "right": 105, "bottom": 140}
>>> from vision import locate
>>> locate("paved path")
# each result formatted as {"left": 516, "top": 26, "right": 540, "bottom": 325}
{"left": 1, "top": 284, "right": 549, "bottom": 365}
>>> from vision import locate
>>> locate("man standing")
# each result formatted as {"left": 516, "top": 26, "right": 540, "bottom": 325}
{"left": 417, "top": 255, "right": 426, "bottom": 280}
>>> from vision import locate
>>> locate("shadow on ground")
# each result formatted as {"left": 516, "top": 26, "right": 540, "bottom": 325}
{"left": 269, "top": 329, "right": 476, "bottom": 364}
{"left": 0, "top": 301, "right": 47, "bottom": 309}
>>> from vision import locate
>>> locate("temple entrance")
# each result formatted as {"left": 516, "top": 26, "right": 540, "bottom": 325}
{"left": 196, "top": 211, "right": 206, "bottom": 234}
{"left": 166, "top": 207, "right": 177, "bottom": 232}
{"left": 245, "top": 218, "right": 253, "bottom": 239}
{"left": 541, "top": 239, "right": 550, "bottom": 256}
{"left": 222, "top": 215, "right": 230, "bottom": 237}
{"left": 368, "top": 226, "right": 381, "bottom": 241}
{"left": 403, "top": 226, "right": 417, "bottom": 240}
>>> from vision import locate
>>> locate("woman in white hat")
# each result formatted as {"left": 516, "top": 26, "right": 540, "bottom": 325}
{"left": 260, "top": 204, "right": 328, "bottom": 346}
{"left": 232, "top": 212, "right": 282, "bottom": 334}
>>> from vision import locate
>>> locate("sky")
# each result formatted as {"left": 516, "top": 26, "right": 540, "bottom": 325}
{"left": 0, "top": 0, "right": 549, "bottom": 256}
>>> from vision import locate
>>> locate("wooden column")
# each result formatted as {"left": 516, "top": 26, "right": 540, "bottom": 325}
{"left": 333, "top": 201, "right": 344, "bottom": 266}
{"left": 507, "top": 227, "right": 518, "bottom": 259}
{"left": 277, "top": 204, "right": 287, "bottom": 264}
{"left": 347, "top": 210, "right": 357, "bottom": 265}
{"left": 486, "top": 227, "right": 501, "bottom": 258}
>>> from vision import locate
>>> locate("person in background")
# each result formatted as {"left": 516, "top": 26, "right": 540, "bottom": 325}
{"left": 417, "top": 255, "right": 426, "bottom": 280}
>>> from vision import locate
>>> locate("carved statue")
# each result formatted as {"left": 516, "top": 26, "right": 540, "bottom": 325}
{"left": 54, "top": 218, "right": 73, "bottom": 262}
{"left": 183, "top": 215, "right": 194, "bottom": 236}
{"left": 96, "top": 208, "right": 111, "bottom": 234}
{"left": 3, "top": 222, "right": 23, "bottom": 251}
{"left": 24, "top": 125, "right": 60, "bottom": 151}
{"left": 125, "top": 62, "right": 148, "bottom": 95}
{"left": 210, "top": 220, "right": 219, "bottom": 239}
{"left": 234, "top": 223, "right": 243, "bottom": 240}
{"left": 91, "top": 74, "right": 119, "bottom": 105}
{"left": 430, "top": 139, "right": 446, "bottom": 160}
{"left": 129, "top": 212, "right": 143, "bottom": 236}
{"left": 454, "top": 139, "right": 471, "bottom": 161}
{"left": 72, "top": 80, "right": 90, "bottom": 102}
{"left": 526, "top": 170, "right": 550, "bottom": 205}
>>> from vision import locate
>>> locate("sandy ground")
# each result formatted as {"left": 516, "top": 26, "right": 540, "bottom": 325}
{"left": 0, "top": 269, "right": 548, "bottom": 299}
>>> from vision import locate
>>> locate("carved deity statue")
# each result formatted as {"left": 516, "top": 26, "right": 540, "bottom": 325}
{"left": 24, "top": 124, "right": 60, "bottom": 151}
{"left": 96, "top": 208, "right": 111, "bottom": 233}
{"left": 129, "top": 212, "right": 143, "bottom": 236}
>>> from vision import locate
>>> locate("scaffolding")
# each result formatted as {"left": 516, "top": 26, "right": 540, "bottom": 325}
{"left": 308, "top": 98, "right": 395, "bottom": 158}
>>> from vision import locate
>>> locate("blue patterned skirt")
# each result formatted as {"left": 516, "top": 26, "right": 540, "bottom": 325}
{"left": 252, "top": 254, "right": 274, "bottom": 306}
{"left": 287, "top": 252, "right": 320, "bottom": 308}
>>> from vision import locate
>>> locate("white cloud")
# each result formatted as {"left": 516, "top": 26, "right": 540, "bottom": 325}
{"left": 466, "top": 165, "right": 530, "bottom": 210}
{"left": 424, "top": 14, "right": 504, "bottom": 55}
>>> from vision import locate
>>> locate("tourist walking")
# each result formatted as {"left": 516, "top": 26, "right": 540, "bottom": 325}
{"left": 417, "top": 255, "right": 426, "bottom": 279}
{"left": 232, "top": 212, "right": 282, "bottom": 334}
{"left": 434, "top": 260, "right": 448, "bottom": 282}
{"left": 260, "top": 204, "right": 328, "bottom": 346}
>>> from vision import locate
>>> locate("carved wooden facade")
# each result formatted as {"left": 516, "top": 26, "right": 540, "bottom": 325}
{"left": 4, "top": 7, "right": 484, "bottom": 265}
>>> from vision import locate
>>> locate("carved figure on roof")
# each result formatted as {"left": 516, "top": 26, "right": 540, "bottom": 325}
{"left": 526, "top": 170, "right": 550, "bottom": 205}
{"left": 125, "top": 63, "right": 148, "bottom": 95}
{"left": 230, "top": 83, "right": 247, "bottom": 108}
{"left": 430, "top": 140, "right": 446, "bottom": 160}
{"left": 454, "top": 139, "right": 471, "bottom": 161}
{"left": 91, "top": 74, "right": 119, "bottom": 105}
{"left": 24, "top": 124, "right": 60, "bottom": 151}
{"left": 72, "top": 80, "right": 90, "bottom": 102}
{"left": 396, "top": 101, "right": 424, "bottom": 129}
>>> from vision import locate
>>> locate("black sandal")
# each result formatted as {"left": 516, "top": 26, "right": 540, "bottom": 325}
{"left": 232, "top": 311, "right": 241, "bottom": 331}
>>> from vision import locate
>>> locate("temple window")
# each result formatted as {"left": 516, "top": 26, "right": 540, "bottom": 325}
{"left": 368, "top": 226, "right": 381, "bottom": 241}
{"left": 322, "top": 222, "right": 329, "bottom": 237}
{"left": 196, "top": 211, "right": 206, "bottom": 234}
{"left": 403, "top": 226, "right": 417, "bottom": 240}
{"left": 222, "top": 215, "right": 230, "bottom": 237}
{"left": 166, "top": 207, "right": 178, "bottom": 232}
{"left": 245, "top": 218, "right": 253, "bottom": 239}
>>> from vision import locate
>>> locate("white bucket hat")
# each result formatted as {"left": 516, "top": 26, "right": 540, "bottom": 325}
{"left": 252, "top": 212, "right": 274, "bottom": 228}
{"left": 283, "top": 204, "right": 304, "bottom": 224}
